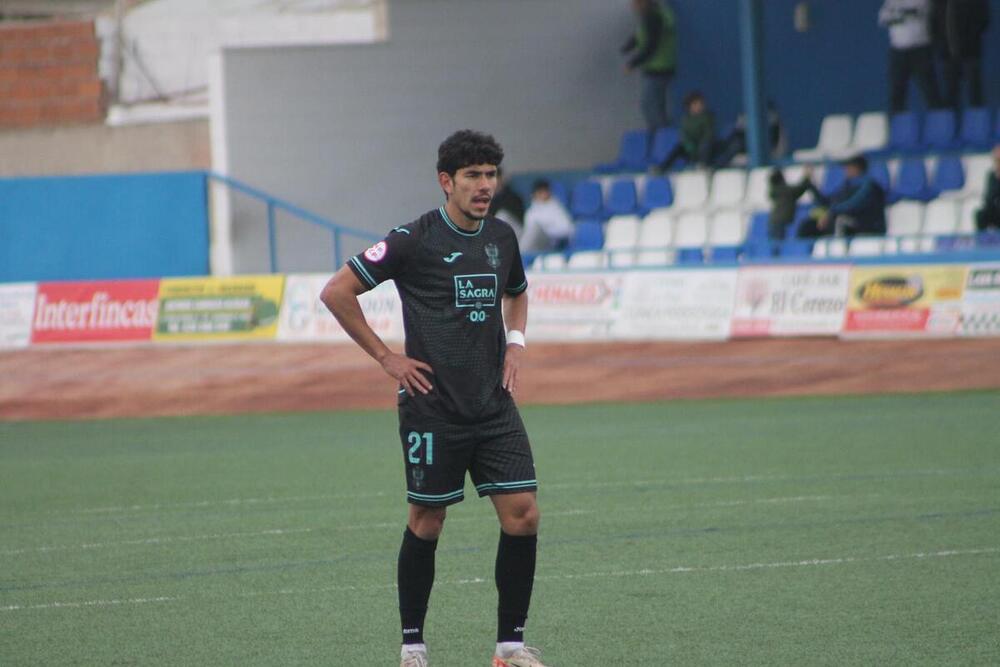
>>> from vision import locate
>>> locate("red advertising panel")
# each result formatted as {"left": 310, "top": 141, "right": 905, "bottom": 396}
{"left": 32, "top": 280, "right": 160, "bottom": 343}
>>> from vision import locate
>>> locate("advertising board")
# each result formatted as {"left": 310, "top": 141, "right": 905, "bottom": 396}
{"left": 154, "top": 275, "right": 284, "bottom": 341}
{"left": 31, "top": 280, "right": 159, "bottom": 344}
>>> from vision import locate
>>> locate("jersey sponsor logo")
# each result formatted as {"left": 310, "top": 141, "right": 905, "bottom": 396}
{"left": 485, "top": 243, "right": 501, "bottom": 268}
{"left": 454, "top": 274, "right": 497, "bottom": 308}
{"left": 443, "top": 251, "right": 463, "bottom": 263}
{"left": 364, "top": 241, "right": 388, "bottom": 262}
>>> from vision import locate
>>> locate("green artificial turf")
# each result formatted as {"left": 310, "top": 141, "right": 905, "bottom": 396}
{"left": 1, "top": 391, "right": 998, "bottom": 665}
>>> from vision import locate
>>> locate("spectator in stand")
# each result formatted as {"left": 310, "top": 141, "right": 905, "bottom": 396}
{"left": 715, "top": 101, "right": 786, "bottom": 167}
{"left": 879, "top": 0, "right": 943, "bottom": 112}
{"left": 658, "top": 91, "right": 715, "bottom": 172}
{"left": 519, "top": 180, "right": 575, "bottom": 252}
{"left": 931, "top": 0, "right": 989, "bottom": 109}
{"left": 767, "top": 166, "right": 818, "bottom": 241}
{"left": 621, "top": 0, "right": 677, "bottom": 132}
{"left": 974, "top": 145, "right": 1000, "bottom": 232}
{"left": 488, "top": 167, "right": 526, "bottom": 236}
{"left": 798, "top": 155, "right": 887, "bottom": 238}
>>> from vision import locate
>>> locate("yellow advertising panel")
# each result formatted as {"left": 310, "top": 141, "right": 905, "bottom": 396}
{"left": 844, "top": 264, "right": 967, "bottom": 336}
{"left": 154, "top": 275, "right": 285, "bottom": 341}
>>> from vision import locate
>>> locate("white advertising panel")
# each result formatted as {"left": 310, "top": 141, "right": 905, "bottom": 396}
{"left": 0, "top": 282, "right": 37, "bottom": 348}
{"left": 961, "top": 263, "right": 1000, "bottom": 337}
{"left": 731, "top": 265, "right": 850, "bottom": 337}
{"left": 525, "top": 272, "right": 623, "bottom": 341}
{"left": 613, "top": 269, "right": 737, "bottom": 341}
{"left": 277, "top": 274, "right": 403, "bottom": 342}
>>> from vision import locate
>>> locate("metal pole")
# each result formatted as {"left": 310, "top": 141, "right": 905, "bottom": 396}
{"left": 267, "top": 201, "right": 278, "bottom": 273}
{"left": 739, "top": 0, "right": 768, "bottom": 168}
{"left": 333, "top": 229, "right": 342, "bottom": 268}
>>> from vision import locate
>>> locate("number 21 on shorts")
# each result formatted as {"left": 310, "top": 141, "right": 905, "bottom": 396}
{"left": 407, "top": 431, "right": 434, "bottom": 465}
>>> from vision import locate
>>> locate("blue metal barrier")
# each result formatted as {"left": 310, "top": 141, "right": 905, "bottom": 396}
{"left": 206, "top": 172, "right": 381, "bottom": 273}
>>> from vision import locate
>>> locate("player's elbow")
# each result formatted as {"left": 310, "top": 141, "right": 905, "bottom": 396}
{"left": 320, "top": 275, "right": 350, "bottom": 315}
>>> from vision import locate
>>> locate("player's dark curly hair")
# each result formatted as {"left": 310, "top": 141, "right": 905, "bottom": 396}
{"left": 436, "top": 130, "right": 504, "bottom": 176}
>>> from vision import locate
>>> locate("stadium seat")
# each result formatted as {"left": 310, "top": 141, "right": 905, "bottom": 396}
{"left": 674, "top": 211, "right": 709, "bottom": 248}
{"left": 827, "top": 237, "right": 848, "bottom": 257}
{"left": 570, "top": 180, "right": 604, "bottom": 218}
{"left": 676, "top": 247, "right": 705, "bottom": 264}
{"left": 792, "top": 113, "right": 853, "bottom": 161}
{"left": 571, "top": 219, "right": 604, "bottom": 251}
{"left": 609, "top": 250, "right": 636, "bottom": 268}
{"left": 899, "top": 235, "right": 937, "bottom": 254}
{"left": 811, "top": 239, "right": 829, "bottom": 259}
{"left": 780, "top": 239, "right": 813, "bottom": 258}
{"left": 641, "top": 175, "right": 673, "bottom": 211}
{"left": 635, "top": 249, "right": 673, "bottom": 266}
{"left": 958, "top": 198, "right": 978, "bottom": 234}
{"left": 547, "top": 180, "right": 569, "bottom": 207}
{"left": 603, "top": 214, "right": 641, "bottom": 250}
{"left": 850, "top": 112, "right": 888, "bottom": 154}
{"left": 567, "top": 250, "right": 608, "bottom": 269}
{"left": 887, "top": 112, "right": 921, "bottom": 153}
{"left": 954, "top": 154, "right": 993, "bottom": 199}
{"left": 670, "top": 171, "right": 710, "bottom": 211}
{"left": 605, "top": 178, "right": 639, "bottom": 216}
{"left": 929, "top": 156, "right": 964, "bottom": 195}
{"left": 612, "top": 129, "right": 649, "bottom": 172}
{"left": 537, "top": 252, "right": 566, "bottom": 271}
{"left": 849, "top": 236, "right": 887, "bottom": 257}
{"left": 648, "top": 126, "right": 680, "bottom": 166}
{"left": 708, "top": 209, "right": 745, "bottom": 246}
{"left": 708, "top": 169, "right": 747, "bottom": 210}
{"left": 923, "top": 199, "right": 959, "bottom": 235}
{"left": 638, "top": 209, "right": 673, "bottom": 249}
{"left": 821, "top": 162, "right": 845, "bottom": 196}
{"left": 710, "top": 246, "right": 740, "bottom": 263}
{"left": 959, "top": 108, "right": 993, "bottom": 149}
{"left": 868, "top": 160, "right": 891, "bottom": 192}
{"left": 743, "top": 167, "right": 771, "bottom": 211}
{"left": 747, "top": 211, "right": 771, "bottom": 242}
{"left": 921, "top": 109, "right": 958, "bottom": 150}
{"left": 892, "top": 158, "right": 934, "bottom": 201}
{"left": 887, "top": 201, "right": 925, "bottom": 236}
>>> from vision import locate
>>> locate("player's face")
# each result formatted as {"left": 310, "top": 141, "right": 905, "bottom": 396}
{"left": 442, "top": 164, "right": 497, "bottom": 220}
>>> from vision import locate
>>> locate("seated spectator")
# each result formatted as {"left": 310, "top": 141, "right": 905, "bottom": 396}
{"left": 715, "top": 101, "right": 786, "bottom": 167}
{"left": 658, "top": 91, "right": 715, "bottom": 171}
{"left": 798, "top": 155, "right": 887, "bottom": 238}
{"left": 975, "top": 145, "right": 1000, "bottom": 232}
{"left": 768, "top": 166, "right": 817, "bottom": 240}
{"left": 488, "top": 167, "right": 526, "bottom": 235}
{"left": 520, "top": 179, "right": 575, "bottom": 252}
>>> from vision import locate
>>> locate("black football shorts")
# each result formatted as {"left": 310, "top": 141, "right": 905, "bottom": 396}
{"left": 397, "top": 395, "right": 537, "bottom": 507}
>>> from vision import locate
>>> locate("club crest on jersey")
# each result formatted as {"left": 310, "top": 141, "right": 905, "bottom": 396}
{"left": 454, "top": 274, "right": 497, "bottom": 308}
{"left": 364, "top": 241, "right": 387, "bottom": 262}
{"left": 485, "top": 243, "right": 501, "bottom": 268}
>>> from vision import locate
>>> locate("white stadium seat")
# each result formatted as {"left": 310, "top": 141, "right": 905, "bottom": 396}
{"left": 708, "top": 209, "right": 745, "bottom": 246}
{"left": 887, "top": 201, "right": 925, "bottom": 237}
{"left": 609, "top": 250, "right": 636, "bottom": 268}
{"left": 670, "top": 171, "right": 710, "bottom": 211}
{"left": 849, "top": 237, "right": 886, "bottom": 257}
{"left": 744, "top": 166, "right": 771, "bottom": 211}
{"left": 635, "top": 249, "right": 674, "bottom": 266}
{"left": 567, "top": 250, "right": 607, "bottom": 269}
{"left": 793, "top": 113, "right": 854, "bottom": 161}
{"left": 923, "top": 199, "right": 959, "bottom": 235}
{"left": 638, "top": 209, "right": 673, "bottom": 249}
{"left": 540, "top": 253, "right": 566, "bottom": 271}
{"left": 849, "top": 112, "right": 888, "bottom": 154}
{"left": 673, "top": 212, "right": 709, "bottom": 248}
{"left": 708, "top": 169, "right": 746, "bottom": 210}
{"left": 951, "top": 154, "right": 992, "bottom": 199}
{"left": 827, "top": 238, "right": 848, "bottom": 258}
{"left": 812, "top": 239, "right": 828, "bottom": 259}
{"left": 603, "top": 215, "right": 641, "bottom": 250}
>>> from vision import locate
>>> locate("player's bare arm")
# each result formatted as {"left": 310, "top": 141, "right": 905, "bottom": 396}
{"left": 320, "top": 266, "right": 434, "bottom": 396}
{"left": 502, "top": 289, "right": 528, "bottom": 393}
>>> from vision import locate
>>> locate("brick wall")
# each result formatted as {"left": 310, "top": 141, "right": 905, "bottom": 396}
{"left": 0, "top": 21, "right": 104, "bottom": 128}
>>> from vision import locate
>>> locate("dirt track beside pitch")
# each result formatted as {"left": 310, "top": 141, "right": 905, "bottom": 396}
{"left": 2, "top": 338, "right": 999, "bottom": 421}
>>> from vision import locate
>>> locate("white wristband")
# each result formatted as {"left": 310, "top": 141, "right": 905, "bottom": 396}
{"left": 506, "top": 329, "right": 526, "bottom": 348}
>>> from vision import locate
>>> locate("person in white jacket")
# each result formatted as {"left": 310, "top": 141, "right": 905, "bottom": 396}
{"left": 879, "top": 0, "right": 944, "bottom": 112}
{"left": 519, "top": 180, "right": 575, "bottom": 253}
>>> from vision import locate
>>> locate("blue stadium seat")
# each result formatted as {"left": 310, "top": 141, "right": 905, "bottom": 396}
{"left": 649, "top": 127, "right": 680, "bottom": 166}
{"left": 786, "top": 204, "right": 813, "bottom": 239}
{"left": 641, "top": 175, "right": 673, "bottom": 211}
{"left": 922, "top": 109, "right": 957, "bottom": 150}
{"left": 549, "top": 180, "right": 569, "bottom": 207}
{"left": 571, "top": 219, "right": 604, "bottom": 251}
{"left": 930, "top": 156, "right": 964, "bottom": 195}
{"left": 676, "top": 248, "right": 704, "bottom": 264}
{"left": 711, "top": 246, "right": 739, "bottom": 263}
{"left": 595, "top": 130, "right": 649, "bottom": 173}
{"left": 888, "top": 112, "right": 920, "bottom": 153}
{"left": 605, "top": 178, "right": 638, "bottom": 216}
{"left": 893, "top": 158, "right": 934, "bottom": 201}
{"left": 821, "top": 163, "right": 845, "bottom": 196}
{"left": 570, "top": 180, "right": 604, "bottom": 218}
{"left": 960, "top": 108, "right": 992, "bottom": 150}
{"left": 780, "top": 239, "right": 814, "bottom": 258}
{"left": 747, "top": 211, "right": 770, "bottom": 241}
{"left": 743, "top": 239, "right": 776, "bottom": 259}
{"left": 868, "top": 160, "right": 891, "bottom": 192}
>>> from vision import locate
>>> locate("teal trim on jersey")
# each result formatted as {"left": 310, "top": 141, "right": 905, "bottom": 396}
{"left": 505, "top": 279, "right": 528, "bottom": 295}
{"left": 475, "top": 479, "right": 538, "bottom": 492}
{"left": 349, "top": 256, "right": 378, "bottom": 288}
{"left": 407, "top": 488, "right": 465, "bottom": 502}
{"left": 439, "top": 206, "right": 484, "bottom": 237}
{"left": 392, "top": 227, "right": 411, "bottom": 235}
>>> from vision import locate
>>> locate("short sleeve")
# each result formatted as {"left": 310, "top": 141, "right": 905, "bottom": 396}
{"left": 347, "top": 226, "right": 417, "bottom": 290}
{"left": 505, "top": 241, "right": 528, "bottom": 295}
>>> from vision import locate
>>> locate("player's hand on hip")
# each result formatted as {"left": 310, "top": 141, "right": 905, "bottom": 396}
{"left": 503, "top": 343, "right": 524, "bottom": 394}
{"left": 380, "top": 352, "right": 434, "bottom": 396}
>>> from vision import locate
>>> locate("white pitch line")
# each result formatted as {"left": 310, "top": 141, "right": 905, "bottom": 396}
{"left": 72, "top": 492, "right": 388, "bottom": 515}
{"left": 1, "top": 528, "right": 312, "bottom": 557}
{"left": 4, "top": 547, "right": 995, "bottom": 613}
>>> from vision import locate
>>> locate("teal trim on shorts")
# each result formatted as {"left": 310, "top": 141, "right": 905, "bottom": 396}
{"left": 439, "top": 206, "right": 484, "bottom": 237}
{"left": 407, "top": 488, "right": 465, "bottom": 502}
{"left": 349, "top": 256, "right": 378, "bottom": 288}
{"left": 475, "top": 479, "right": 538, "bottom": 493}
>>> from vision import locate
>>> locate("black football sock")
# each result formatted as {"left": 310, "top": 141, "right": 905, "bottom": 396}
{"left": 398, "top": 527, "right": 438, "bottom": 645}
{"left": 495, "top": 531, "right": 537, "bottom": 643}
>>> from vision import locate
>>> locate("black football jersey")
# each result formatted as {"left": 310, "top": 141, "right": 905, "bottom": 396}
{"left": 348, "top": 207, "right": 527, "bottom": 422}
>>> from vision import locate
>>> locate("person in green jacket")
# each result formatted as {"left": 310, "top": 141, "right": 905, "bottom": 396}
{"left": 658, "top": 91, "right": 715, "bottom": 171}
{"left": 622, "top": 0, "right": 677, "bottom": 131}
{"left": 768, "top": 166, "right": 818, "bottom": 240}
